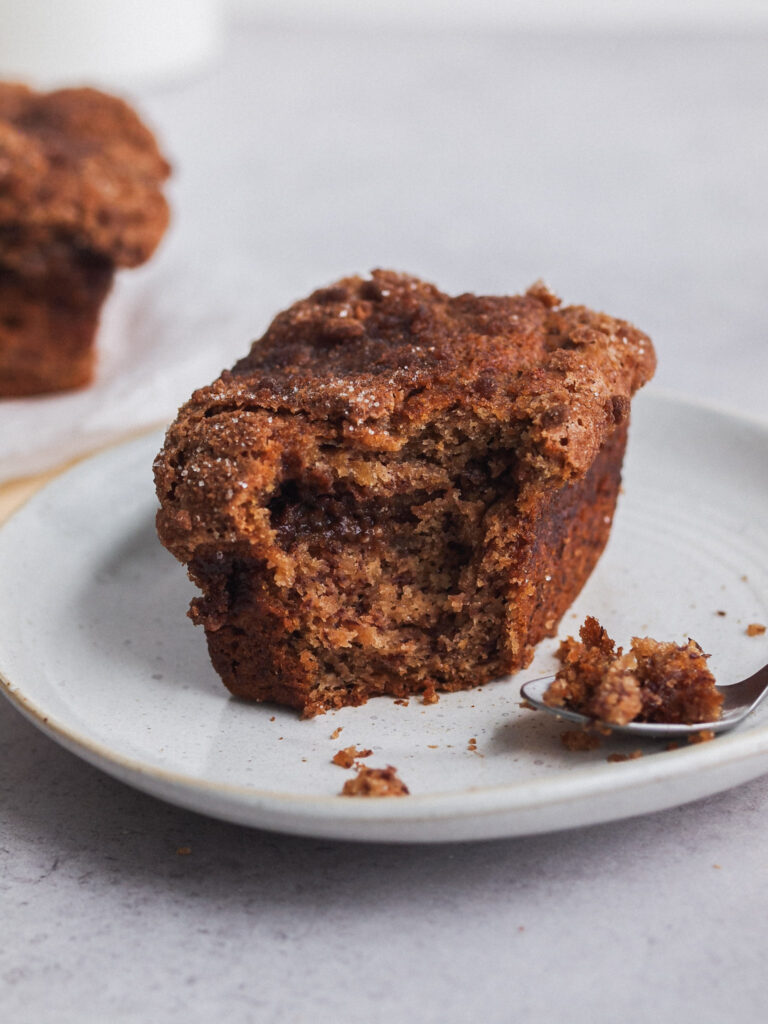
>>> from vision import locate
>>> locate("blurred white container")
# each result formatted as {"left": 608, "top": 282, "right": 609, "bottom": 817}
{"left": 231, "top": 0, "right": 768, "bottom": 31}
{"left": 0, "top": 0, "right": 221, "bottom": 89}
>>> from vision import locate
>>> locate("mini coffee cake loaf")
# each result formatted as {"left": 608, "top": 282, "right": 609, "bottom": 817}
{"left": 0, "top": 83, "right": 170, "bottom": 396}
{"left": 155, "top": 271, "right": 655, "bottom": 715}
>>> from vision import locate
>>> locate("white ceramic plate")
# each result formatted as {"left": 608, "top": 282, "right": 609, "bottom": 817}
{"left": 1, "top": 392, "right": 767, "bottom": 842}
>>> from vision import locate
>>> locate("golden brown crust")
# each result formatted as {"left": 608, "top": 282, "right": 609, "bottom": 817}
{"left": 0, "top": 83, "right": 170, "bottom": 270}
{"left": 155, "top": 272, "right": 655, "bottom": 714}
{"left": 156, "top": 271, "right": 653, "bottom": 563}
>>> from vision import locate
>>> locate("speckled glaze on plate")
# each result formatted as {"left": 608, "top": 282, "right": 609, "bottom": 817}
{"left": 1, "top": 392, "right": 767, "bottom": 842}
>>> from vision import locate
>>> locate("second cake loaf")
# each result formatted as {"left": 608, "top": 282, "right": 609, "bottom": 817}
{"left": 155, "top": 271, "right": 655, "bottom": 715}
{"left": 0, "top": 83, "right": 170, "bottom": 396}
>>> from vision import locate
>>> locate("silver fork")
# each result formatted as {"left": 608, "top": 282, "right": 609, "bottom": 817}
{"left": 519, "top": 663, "right": 768, "bottom": 738}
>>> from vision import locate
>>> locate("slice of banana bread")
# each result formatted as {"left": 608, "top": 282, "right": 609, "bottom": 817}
{"left": 154, "top": 271, "right": 655, "bottom": 715}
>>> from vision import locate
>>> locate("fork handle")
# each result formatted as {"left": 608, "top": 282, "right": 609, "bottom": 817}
{"left": 721, "top": 663, "right": 768, "bottom": 713}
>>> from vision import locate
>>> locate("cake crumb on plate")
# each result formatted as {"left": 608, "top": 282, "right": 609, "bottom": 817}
{"left": 331, "top": 745, "right": 373, "bottom": 768}
{"left": 560, "top": 729, "right": 601, "bottom": 752}
{"left": 340, "top": 765, "right": 409, "bottom": 797}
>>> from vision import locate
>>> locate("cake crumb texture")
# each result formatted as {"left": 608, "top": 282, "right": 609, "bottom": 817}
{"left": 688, "top": 729, "right": 717, "bottom": 744}
{"left": 545, "top": 616, "right": 723, "bottom": 726}
{"left": 560, "top": 729, "right": 602, "bottom": 752}
{"left": 331, "top": 746, "right": 373, "bottom": 768}
{"left": 340, "top": 765, "right": 410, "bottom": 797}
{"left": 155, "top": 271, "right": 655, "bottom": 715}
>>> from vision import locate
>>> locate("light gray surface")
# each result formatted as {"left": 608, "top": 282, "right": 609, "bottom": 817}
{"left": 2, "top": 21, "right": 768, "bottom": 1023}
{"left": 3, "top": 707, "right": 768, "bottom": 1023}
